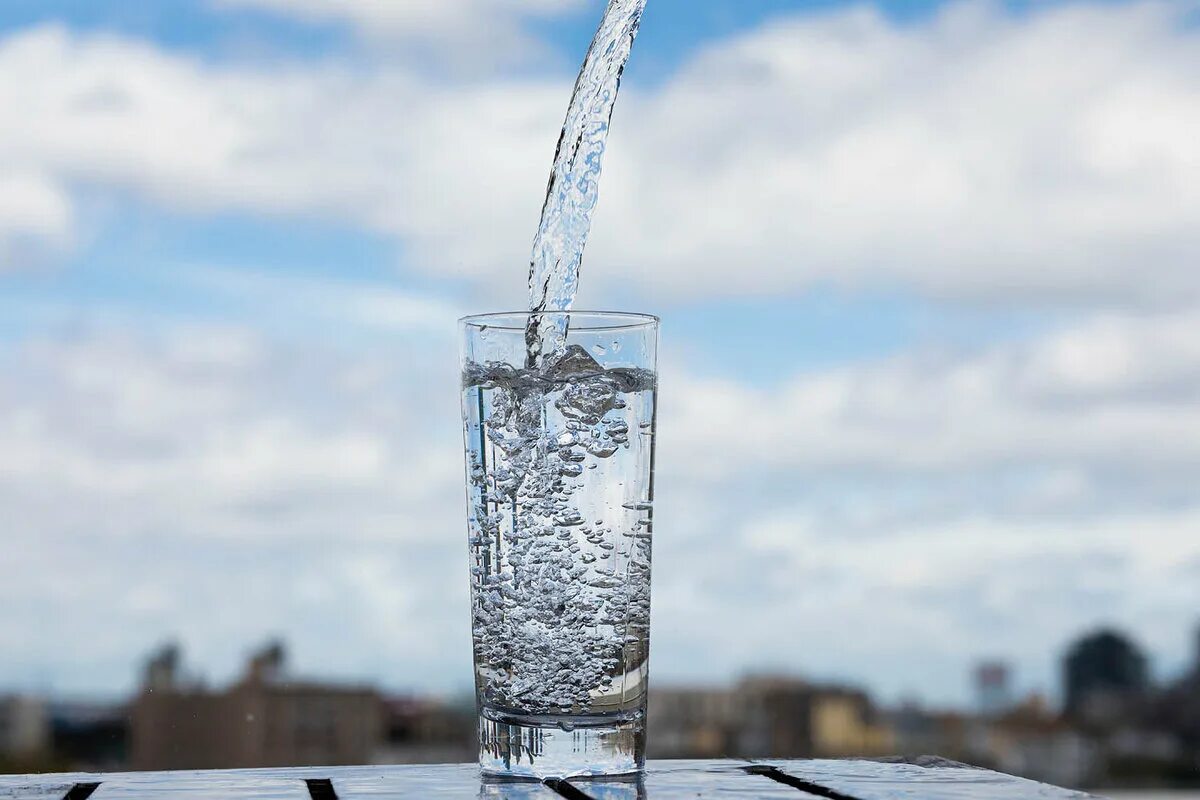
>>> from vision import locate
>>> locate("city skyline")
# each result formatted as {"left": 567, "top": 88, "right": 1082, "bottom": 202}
{"left": 5, "top": 620, "right": 1198, "bottom": 714}
{"left": 5, "top": 621, "right": 1198, "bottom": 788}
{"left": 1, "top": 0, "right": 1198, "bottom": 706}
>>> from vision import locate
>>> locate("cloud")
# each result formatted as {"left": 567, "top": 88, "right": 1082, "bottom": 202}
{"left": 3, "top": 304, "right": 1198, "bottom": 699}
{"left": 665, "top": 307, "right": 1200, "bottom": 481}
{"left": 2, "top": 2, "right": 1199, "bottom": 700}
{"left": 1, "top": 2, "right": 1196, "bottom": 306}
{"left": 645, "top": 305, "right": 1200, "bottom": 696}
{"left": 0, "top": 23, "right": 562, "bottom": 296}
{"left": 0, "top": 171, "right": 73, "bottom": 267}
{"left": 175, "top": 265, "right": 468, "bottom": 334}
{"left": 653, "top": 506, "right": 1200, "bottom": 698}
{"left": 589, "top": 0, "right": 1200, "bottom": 304}
{"left": 210, "top": 0, "right": 583, "bottom": 61}
{"left": 0, "top": 326, "right": 460, "bottom": 507}
{"left": 0, "top": 324, "right": 471, "bottom": 691}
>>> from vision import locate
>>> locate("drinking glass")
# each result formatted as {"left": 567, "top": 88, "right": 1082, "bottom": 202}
{"left": 460, "top": 311, "right": 659, "bottom": 778}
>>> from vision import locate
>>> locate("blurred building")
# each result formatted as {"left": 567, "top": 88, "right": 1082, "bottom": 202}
{"left": 973, "top": 694, "right": 1098, "bottom": 788}
{"left": 889, "top": 702, "right": 971, "bottom": 762}
{"left": 0, "top": 695, "right": 50, "bottom": 758}
{"left": 5, "top": 621, "right": 1199, "bottom": 786}
{"left": 1148, "top": 624, "right": 1200, "bottom": 771}
{"left": 374, "top": 696, "right": 475, "bottom": 765}
{"left": 647, "top": 686, "right": 737, "bottom": 758}
{"left": 975, "top": 662, "right": 1012, "bottom": 718}
{"left": 648, "top": 676, "right": 892, "bottom": 760}
{"left": 1063, "top": 629, "right": 1149, "bottom": 728}
{"left": 737, "top": 676, "right": 893, "bottom": 758}
{"left": 131, "top": 641, "right": 382, "bottom": 770}
{"left": 49, "top": 701, "right": 129, "bottom": 770}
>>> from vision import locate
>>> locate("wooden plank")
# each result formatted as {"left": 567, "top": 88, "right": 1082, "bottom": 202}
{"left": 89, "top": 775, "right": 310, "bottom": 799}
{"left": 0, "top": 772, "right": 101, "bottom": 800}
{"left": 0, "top": 781, "right": 78, "bottom": 800}
{"left": 762, "top": 759, "right": 1097, "bottom": 800}
{"left": 480, "top": 779, "right": 571, "bottom": 800}
{"left": 638, "top": 760, "right": 827, "bottom": 799}
{"left": 0, "top": 760, "right": 1102, "bottom": 799}
{"left": 328, "top": 761, "right": 824, "bottom": 799}
{"left": 329, "top": 764, "right": 558, "bottom": 799}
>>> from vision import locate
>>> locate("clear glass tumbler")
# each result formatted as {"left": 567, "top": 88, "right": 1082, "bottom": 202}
{"left": 460, "top": 311, "right": 659, "bottom": 778}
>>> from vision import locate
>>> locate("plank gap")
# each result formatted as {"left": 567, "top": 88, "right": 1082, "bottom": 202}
{"left": 62, "top": 784, "right": 101, "bottom": 800}
{"left": 542, "top": 778, "right": 596, "bottom": 800}
{"left": 743, "top": 765, "right": 862, "bottom": 800}
{"left": 304, "top": 778, "right": 338, "bottom": 800}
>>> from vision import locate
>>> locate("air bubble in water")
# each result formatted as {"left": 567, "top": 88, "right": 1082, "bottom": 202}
{"left": 462, "top": 358, "right": 656, "bottom": 716}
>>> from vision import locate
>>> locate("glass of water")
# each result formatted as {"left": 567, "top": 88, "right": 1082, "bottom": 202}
{"left": 460, "top": 311, "right": 659, "bottom": 778}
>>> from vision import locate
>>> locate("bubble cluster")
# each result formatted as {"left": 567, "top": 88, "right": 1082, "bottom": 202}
{"left": 462, "top": 346, "right": 656, "bottom": 717}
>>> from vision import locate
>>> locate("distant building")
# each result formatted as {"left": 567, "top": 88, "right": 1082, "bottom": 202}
{"left": 649, "top": 676, "right": 892, "bottom": 760}
{"left": 49, "top": 701, "right": 129, "bottom": 770}
{"left": 0, "top": 695, "right": 50, "bottom": 758}
{"left": 374, "top": 696, "right": 475, "bottom": 765}
{"left": 647, "top": 686, "right": 737, "bottom": 758}
{"left": 1193, "top": 622, "right": 1200, "bottom": 677}
{"left": 888, "top": 702, "right": 971, "bottom": 763}
{"left": 1153, "top": 623, "right": 1200, "bottom": 758}
{"left": 975, "top": 694, "right": 1098, "bottom": 789}
{"left": 131, "top": 641, "right": 382, "bottom": 770}
{"left": 1157, "top": 675, "right": 1200, "bottom": 757}
{"left": 1062, "top": 629, "right": 1149, "bottom": 728}
{"left": 143, "top": 642, "right": 184, "bottom": 692}
{"left": 975, "top": 662, "right": 1012, "bottom": 717}
{"left": 732, "top": 676, "right": 894, "bottom": 758}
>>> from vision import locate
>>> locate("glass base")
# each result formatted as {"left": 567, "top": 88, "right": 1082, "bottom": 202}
{"left": 478, "top": 710, "right": 646, "bottom": 779}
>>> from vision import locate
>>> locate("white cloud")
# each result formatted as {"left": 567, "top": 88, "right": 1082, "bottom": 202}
{"left": 2, "top": 2, "right": 1199, "bottom": 700}
{"left": 2, "top": 326, "right": 460, "bottom": 506}
{"left": 654, "top": 506, "right": 1200, "bottom": 699}
{"left": 1, "top": 2, "right": 1197, "bottom": 304}
{"left": 647, "top": 306, "right": 1200, "bottom": 697}
{"left": 0, "top": 325, "right": 470, "bottom": 692}
{"left": 589, "top": 0, "right": 1200, "bottom": 303}
{"left": 176, "top": 265, "right": 468, "bottom": 333}
{"left": 3, "top": 305, "right": 1198, "bottom": 699}
{"left": 665, "top": 307, "right": 1200, "bottom": 480}
{"left": 0, "top": 171, "right": 72, "bottom": 267}
{"left": 211, "top": 0, "right": 583, "bottom": 60}
{"left": 0, "top": 23, "right": 561, "bottom": 297}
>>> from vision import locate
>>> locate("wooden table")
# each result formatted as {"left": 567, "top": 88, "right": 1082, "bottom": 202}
{"left": 0, "top": 758, "right": 1100, "bottom": 799}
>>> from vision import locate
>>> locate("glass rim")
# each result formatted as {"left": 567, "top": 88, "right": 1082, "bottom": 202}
{"left": 459, "top": 310, "right": 659, "bottom": 332}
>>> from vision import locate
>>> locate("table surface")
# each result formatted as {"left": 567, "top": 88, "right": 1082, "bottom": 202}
{"left": 0, "top": 758, "right": 1101, "bottom": 799}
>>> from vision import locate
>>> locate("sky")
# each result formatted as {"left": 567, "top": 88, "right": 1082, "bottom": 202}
{"left": 0, "top": 0, "right": 1198, "bottom": 709}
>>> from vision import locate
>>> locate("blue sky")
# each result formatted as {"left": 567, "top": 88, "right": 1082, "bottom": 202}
{"left": 0, "top": 0, "right": 1197, "bottom": 708}
{"left": 0, "top": 1, "right": 952, "bottom": 56}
